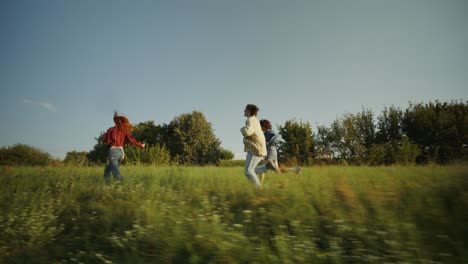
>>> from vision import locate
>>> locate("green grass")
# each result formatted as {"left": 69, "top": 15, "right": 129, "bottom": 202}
{"left": 0, "top": 165, "right": 467, "bottom": 263}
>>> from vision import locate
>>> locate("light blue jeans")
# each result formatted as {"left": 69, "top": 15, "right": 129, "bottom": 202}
{"left": 104, "top": 147, "right": 124, "bottom": 183}
{"left": 244, "top": 152, "right": 267, "bottom": 186}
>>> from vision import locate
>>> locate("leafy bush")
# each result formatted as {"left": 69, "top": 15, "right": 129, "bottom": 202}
{"left": 395, "top": 136, "right": 421, "bottom": 165}
{"left": 0, "top": 144, "right": 58, "bottom": 166}
{"left": 124, "top": 144, "right": 170, "bottom": 165}
{"left": 166, "top": 111, "right": 223, "bottom": 165}
{"left": 63, "top": 151, "right": 89, "bottom": 166}
{"left": 219, "top": 148, "right": 234, "bottom": 160}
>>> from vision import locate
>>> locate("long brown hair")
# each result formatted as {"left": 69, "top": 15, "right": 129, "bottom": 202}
{"left": 114, "top": 114, "right": 133, "bottom": 133}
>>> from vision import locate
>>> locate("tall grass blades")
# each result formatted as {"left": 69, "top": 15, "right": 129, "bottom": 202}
{"left": 0, "top": 165, "right": 467, "bottom": 263}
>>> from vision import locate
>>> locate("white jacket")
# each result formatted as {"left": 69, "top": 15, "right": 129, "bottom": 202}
{"left": 240, "top": 116, "right": 267, "bottom": 156}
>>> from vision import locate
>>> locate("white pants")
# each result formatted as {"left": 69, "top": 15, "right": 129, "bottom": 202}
{"left": 244, "top": 152, "right": 267, "bottom": 185}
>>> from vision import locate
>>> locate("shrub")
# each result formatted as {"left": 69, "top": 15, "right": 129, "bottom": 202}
{"left": 124, "top": 144, "right": 171, "bottom": 165}
{"left": 63, "top": 151, "right": 89, "bottom": 166}
{"left": 220, "top": 148, "right": 235, "bottom": 160}
{"left": 0, "top": 144, "right": 57, "bottom": 166}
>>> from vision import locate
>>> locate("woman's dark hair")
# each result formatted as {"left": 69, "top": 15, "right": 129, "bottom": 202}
{"left": 260, "top": 119, "right": 272, "bottom": 130}
{"left": 245, "top": 104, "right": 259, "bottom": 116}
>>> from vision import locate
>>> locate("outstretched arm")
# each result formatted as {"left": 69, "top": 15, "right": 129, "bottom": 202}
{"left": 125, "top": 133, "right": 145, "bottom": 148}
{"left": 267, "top": 133, "right": 281, "bottom": 146}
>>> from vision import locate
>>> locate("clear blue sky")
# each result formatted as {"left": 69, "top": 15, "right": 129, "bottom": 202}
{"left": 1, "top": 0, "right": 467, "bottom": 159}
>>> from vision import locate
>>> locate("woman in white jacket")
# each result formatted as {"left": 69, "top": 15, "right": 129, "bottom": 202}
{"left": 240, "top": 104, "right": 267, "bottom": 186}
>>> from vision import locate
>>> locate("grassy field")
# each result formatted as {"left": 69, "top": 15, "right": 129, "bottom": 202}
{"left": 0, "top": 165, "right": 467, "bottom": 263}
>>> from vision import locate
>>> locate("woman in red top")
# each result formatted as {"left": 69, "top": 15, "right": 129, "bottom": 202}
{"left": 103, "top": 112, "right": 145, "bottom": 183}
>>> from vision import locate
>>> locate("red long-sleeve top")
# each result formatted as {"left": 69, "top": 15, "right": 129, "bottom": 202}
{"left": 103, "top": 127, "right": 144, "bottom": 148}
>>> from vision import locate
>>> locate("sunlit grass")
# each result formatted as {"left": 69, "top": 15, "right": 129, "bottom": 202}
{"left": 0, "top": 165, "right": 467, "bottom": 263}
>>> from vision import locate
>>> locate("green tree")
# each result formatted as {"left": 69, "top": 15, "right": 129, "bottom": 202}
{"left": 219, "top": 148, "right": 235, "bottom": 160}
{"left": 328, "top": 118, "right": 347, "bottom": 161}
{"left": 87, "top": 132, "right": 108, "bottom": 165}
{"left": 371, "top": 106, "right": 404, "bottom": 164}
{"left": 327, "top": 114, "right": 367, "bottom": 164}
{"left": 166, "top": 111, "right": 222, "bottom": 165}
{"left": 356, "top": 108, "right": 376, "bottom": 149}
{"left": 355, "top": 108, "right": 376, "bottom": 163}
{"left": 63, "top": 151, "right": 89, "bottom": 166}
{"left": 395, "top": 136, "right": 421, "bottom": 165}
{"left": 314, "top": 125, "right": 334, "bottom": 161}
{"left": 376, "top": 106, "right": 403, "bottom": 145}
{"left": 278, "top": 120, "right": 313, "bottom": 165}
{"left": 0, "top": 144, "right": 57, "bottom": 166}
{"left": 342, "top": 114, "right": 367, "bottom": 164}
{"left": 131, "top": 121, "right": 166, "bottom": 146}
{"left": 402, "top": 100, "right": 468, "bottom": 163}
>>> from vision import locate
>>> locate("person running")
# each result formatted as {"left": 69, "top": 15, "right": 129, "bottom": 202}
{"left": 258, "top": 119, "right": 302, "bottom": 184}
{"left": 102, "top": 112, "right": 145, "bottom": 183}
{"left": 260, "top": 119, "right": 282, "bottom": 174}
{"left": 240, "top": 104, "right": 267, "bottom": 186}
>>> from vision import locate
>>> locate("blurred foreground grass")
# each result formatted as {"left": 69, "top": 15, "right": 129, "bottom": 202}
{"left": 0, "top": 165, "right": 467, "bottom": 263}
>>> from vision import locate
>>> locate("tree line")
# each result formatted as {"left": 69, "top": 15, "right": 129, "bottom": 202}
{"left": 1, "top": 100, "right": 466, "bottom": 166}
{"left": 280, "top": 100, "right": 467, "bottom": 165}
{"left": 0, "top": 111, "right": 229, "bottom": 166}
